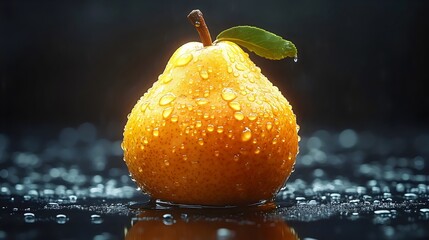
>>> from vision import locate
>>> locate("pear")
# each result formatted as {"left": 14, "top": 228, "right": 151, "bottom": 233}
{"left": 122, "top": 10, "right": 298, "bottom": 206}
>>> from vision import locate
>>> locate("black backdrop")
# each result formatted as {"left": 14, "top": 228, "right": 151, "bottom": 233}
{"left": 1, "top": 0, "right": 428, "bottom": 131}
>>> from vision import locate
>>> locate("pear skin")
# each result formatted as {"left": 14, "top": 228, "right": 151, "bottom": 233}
{"left": 122, "top": 40, "right": 298, "bottom": 206}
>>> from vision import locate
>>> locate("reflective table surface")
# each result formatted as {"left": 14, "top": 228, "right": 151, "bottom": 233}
{"left": 0, "top": 124, "right": 428, "bottom": 239}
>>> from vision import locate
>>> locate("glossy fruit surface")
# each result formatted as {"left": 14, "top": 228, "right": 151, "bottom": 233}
{"left": 122, "top": 40, "right": 298, "bottom": 206}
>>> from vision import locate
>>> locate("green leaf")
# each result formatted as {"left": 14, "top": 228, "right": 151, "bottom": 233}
{"left": 216, "top": 26, "right": 297, "bottom": 60}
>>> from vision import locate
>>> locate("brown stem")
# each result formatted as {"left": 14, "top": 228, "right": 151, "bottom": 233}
{"left": 187, "top": 9, "right": 212, "bottom": 47}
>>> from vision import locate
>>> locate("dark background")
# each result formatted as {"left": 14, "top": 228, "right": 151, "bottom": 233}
{"left": 1, "top": 0, "right": 428, "bottom": 132}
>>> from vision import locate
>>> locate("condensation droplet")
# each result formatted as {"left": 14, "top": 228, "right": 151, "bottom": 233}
{"left": 163, "top": 74, "right": 173, "bottom": 83}
{"left": 374, "top": 210, "right": 390, "bottom": 216}
{"left": 247, "top": 94, "right": 255, "bottom": 102}
{"left": 404, "top": 193, "right": 417, "bottom": 200}
{"left": 207, "top": 124, "right": 214, "bottom": 132}
{"left": 171, "top": 115, "right": 179, "bottom": 122}
{"left": 420, "top": 208, "right": 429, "bottom": 214}
{"left": 241, "top": 127, "right": 252, "bottom": 142}
{"left": 196, "top": 98, "right": 209, "bottom": 105}
{"left": 217, "top": 126, "right": 224, "bottom": 133}
{"left": 162, "top": 107, "right": 173, "bottom": 118}
{"left": 233, "top": 154, "right": 240, "bottom": 161}
{"left": 196, "top": 121, "right": 202, "bottom": 128}
{"left": 56, "top": 214, "right": 67, "bottom": 224}
{"left": 162, "top": 214, "right": 175, "bottom": 225}
{"left": 141, "top": 102, "right": 149, "bottom": 112}
{"left": 266, "top": 122, "right": 273, "bottom": 131}
{"left": 175, "top": 53, "right": 193, "bottom": 67}
{"left": 69, "top": 195, "right": 77, "bottom": 203}
{"left": 221, "top": 88, "right": 237, "bottom": 101}
{"left": 204, "top": 90, "right": 210, "bottom": 97}
{"left": 152, "top": 128, "right": 159, "bottom": 137}
{"left": 199, "top": 70, "right": 209, "bottom": 80}
{"left": 227, "top": 66, "right": 233, "bottom": 73}
{"left": 235, "top": 63, "right": 245, "bottom": 71}
{"left": 272, "top": 138, "right": 278, "bottom": 145}
{"left": 239, "top": 55, "right": 245, "bottom": 62}
{"left": 159, "top": 93, "right": 176, "bottom": 106}
{"left": 214, "top": 150, "right": 220, "bottom": 157}
{"left": 272, "top": 106, "right": 279, "bottom": 116}
{"left": 254, "top": 147, "right": 261, "bottom": 154}
{"left": 234, "top": 112, "right": 245, "bottom": 121}
{"left": 24, "top": 213, "right": 35, "bottom": 223}
{"left": 217, "top": 228, "right": 234, "bottom": 239}
{"left": 198, "top": 138, "right": 204, "bottom": 146}
{"left": 228, "top": 101, "right": 241, "bottom": 111}
{"left": 91, "top": 214, "right": 103, "bottom": 224}
{"left": 248, "top": 112, "right": 257, "bottom": 121}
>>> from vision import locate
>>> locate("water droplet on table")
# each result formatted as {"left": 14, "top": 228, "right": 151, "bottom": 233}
{"left": 162, "top": 213, "right": 174, "bottom": 225}
{"left": 404, "top": 193, "right": 417, "bottom": 200}
{"left": 374, "top": 210, "right": 391, "bottom": 216}
{"left": 24, "top": 213, "right": 35, "bottom": 223}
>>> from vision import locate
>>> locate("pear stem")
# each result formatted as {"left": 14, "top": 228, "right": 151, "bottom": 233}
{"left": 187, "top": 9, "right": 212, "bottom": 47}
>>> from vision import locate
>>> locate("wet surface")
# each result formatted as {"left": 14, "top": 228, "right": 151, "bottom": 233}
{"left": 0, "top": 123, "right": 428, "bottom": 239}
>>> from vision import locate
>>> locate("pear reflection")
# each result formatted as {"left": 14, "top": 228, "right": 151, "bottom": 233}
{"left": 125, "top": 206, "right": 299, "bottom": 240}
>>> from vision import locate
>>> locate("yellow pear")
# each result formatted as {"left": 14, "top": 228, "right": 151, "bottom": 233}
{"left": 122, "top": 10, "right": 298, "bottom": 206}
